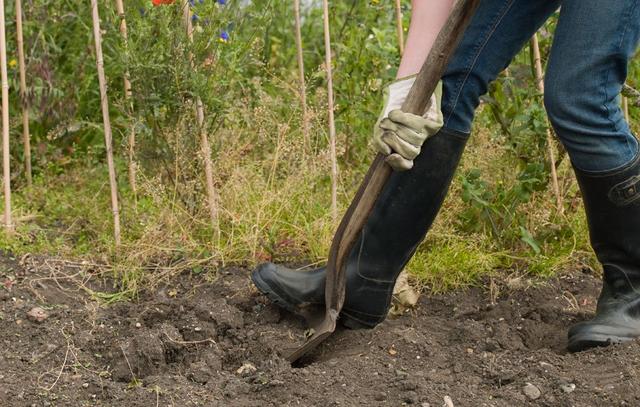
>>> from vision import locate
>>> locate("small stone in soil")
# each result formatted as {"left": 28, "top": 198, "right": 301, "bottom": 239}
{"left": 523, "top": 383, "right": 541, "bottom": 400}
{"left": 443, "top": 395, "right": 454, "bottom": 407}
{"left": 560, "top": 382, "right": 576, "bottom": 393}
{"left": 26, "top": 307, "right": 49, "bottom": 323}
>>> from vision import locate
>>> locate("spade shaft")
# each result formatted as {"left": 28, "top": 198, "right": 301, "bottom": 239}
{"left": 287, "top": 0, "right": 481, "bottom": 363}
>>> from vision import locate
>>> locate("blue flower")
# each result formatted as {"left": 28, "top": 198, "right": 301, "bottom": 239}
{"left": 138, "top": 7, "right": 146, "bottom": 16}
{"left": 217, "top": 0, "right": 226, "bottom": 4}
{"left": 219, "top": 31, "right": 230, "bottom": 42}
{"left": 189, "top": 0, "right": 195, "bottom": 6}
{"left": 192, "top": 13, "right": 199, "bottom": 22}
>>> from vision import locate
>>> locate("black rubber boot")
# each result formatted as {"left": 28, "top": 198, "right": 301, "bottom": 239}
{"left": 252, "top": 128, "right": 469, "bottom": 328}
{"left": 568, "top": 151, "right": 640, "bottom": 352}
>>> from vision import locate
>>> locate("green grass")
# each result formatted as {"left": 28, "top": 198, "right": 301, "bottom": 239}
{"left": 0, "top": 138, "right": 597, "bottom": 301}
{"left": 0, "top": 97, "right": 599, "bottom": 302}
{"left": 407, "top": 235, "right": 505, "bottom": 293}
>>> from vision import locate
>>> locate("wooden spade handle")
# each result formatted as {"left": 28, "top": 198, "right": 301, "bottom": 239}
{"left": 324, "top": 0, "right": 481, "bottom": 315}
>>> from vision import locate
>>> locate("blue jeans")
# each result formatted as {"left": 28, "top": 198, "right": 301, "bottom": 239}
{"left": 440, "top": 0, "right": 640, "bottom": 172}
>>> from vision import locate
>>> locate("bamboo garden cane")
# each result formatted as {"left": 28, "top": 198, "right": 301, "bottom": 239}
{"left": 182, "top": 1, "right": 220, "bottom": 238}
{"left": 293, "top": 0, "right": 309, "bottom": 148}
{"left": 531, "top": 33, "right": 563, "bottom": 215}
{"left": 623, "top": 96, "right": 630, "bottom": 122}
{"left": 623, "top": 83, "right": 640, "bottom": 106}
{"left": 91, "top": 0, "right": 121, "bottom": 245}
{"left": 0, "top": 0, "right": 11, "bottom": 230}
{"left": 15, "top": 0, "right": 31, "bottom": 188}
{"left": 394, "top": 0, "right": 404, "bottom": 56}
{"left": 322, "top": 0, "right": 338, "bottom": 221}
{"left": 114, "top": 0, "right": 138, "bottom": 197}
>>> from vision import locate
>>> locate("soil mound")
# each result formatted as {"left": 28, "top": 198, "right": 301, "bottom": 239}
{"left": 1, "top": 254, "right": 639, "bottom": 406}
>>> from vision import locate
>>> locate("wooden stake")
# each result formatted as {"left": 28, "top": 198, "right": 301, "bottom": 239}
{"left": 623, "top": 96, "right": 630, "bottom": 122}
{"left": 394, "top": 0, "right": 404, "bottom": 56}
{"left": 531, "top": 34, "right": 563, "bottom": 215}
{"left": 623, "top": 83, "right": 640, "bottom": 105}
{"left": 183, "top": 1, "right": 219, "bottom": 236}
{"left": 91, "top": 0, "right": 121, "bottom": 245}
{"left": 0, "top": 0, "right": 11, "bottom": 230}
{"left": 293, "top": 0, "right": 309, "bottom": 147}
{"left": 15, "top": 0, "right": 31, "bottom": 188}
{"left": 322, "top": 0, "right": 338, "bottom": 221}
{"left": 114, "top": 0, "right": 137, "bottom": 197}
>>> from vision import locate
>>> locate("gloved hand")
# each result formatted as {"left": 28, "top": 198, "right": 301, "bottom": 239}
{"left": 372, "top": 76, "right": 444, "bottom": 171}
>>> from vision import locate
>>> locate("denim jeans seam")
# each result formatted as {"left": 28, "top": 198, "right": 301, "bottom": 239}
{"left": 599, "top": 0, "right": 636, "bottom": 167}
{"left": 617, "top": 2, "right": 638, "bottom": 160}
{"left": 616, "top": 1, "right": 634, "bottom": 49}
{"left": 603, "top": 1, "right": 632, "bottom": 133}
{"left": 444, "top": 0, "right": 516, "bottom": 128}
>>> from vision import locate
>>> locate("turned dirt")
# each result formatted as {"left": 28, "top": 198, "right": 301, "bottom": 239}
{"left": 1, "top": 253, "right": 640, "bottom": 406}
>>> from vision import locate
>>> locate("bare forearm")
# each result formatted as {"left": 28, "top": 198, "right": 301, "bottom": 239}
{"left": 397, "top": 0, "right": 456, "bottom": 78}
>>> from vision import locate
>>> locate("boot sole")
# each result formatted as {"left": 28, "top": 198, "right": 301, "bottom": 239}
{"left": 252, "top": 269, "right": 379, "bottom": 329}
{"left": 568, "top": 332, "right": 635, "bottom": 353}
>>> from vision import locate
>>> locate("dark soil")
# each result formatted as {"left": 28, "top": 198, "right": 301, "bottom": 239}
{"left": 1, "top": 253, "right": 640, "bottom": 406}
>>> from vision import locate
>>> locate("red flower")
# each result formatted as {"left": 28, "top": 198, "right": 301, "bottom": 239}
{"left": 152, "top": 0, "right": 175, "bottom": 6}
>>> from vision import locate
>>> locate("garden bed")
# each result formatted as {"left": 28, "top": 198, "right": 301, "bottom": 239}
{"left": 1, "top": 253, "right": 638, "bottom": 406}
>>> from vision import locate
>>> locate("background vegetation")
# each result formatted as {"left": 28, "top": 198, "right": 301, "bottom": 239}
{"left": 0, "top": 0, "right": 637, "bottom": 298}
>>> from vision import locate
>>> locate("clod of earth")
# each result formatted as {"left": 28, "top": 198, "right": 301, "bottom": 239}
{"left": 26, "top": 306, "right": 48, "bottom": 323}
{"left": 236, "top": 362, "right": 257, "bottom": 376}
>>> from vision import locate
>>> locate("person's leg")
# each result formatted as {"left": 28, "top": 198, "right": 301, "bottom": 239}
{"left": 253, "top": 0, "right": 560, "bottom": 328}
{"left": 541, "top": 0, "right": 640, "bottom": 352}
{"left": 439, "top": 1, "right": 560, "bottom": 133}
{"left": 545, "top": 1, "right": 640, "bottom": 172}
{"left": 341, "top": 0, "right": 564, "bottom": 327}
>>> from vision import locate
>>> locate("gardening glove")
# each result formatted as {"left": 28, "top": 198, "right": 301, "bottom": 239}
{"left": 373, "top": 76, "right": 444, "bottom": 171}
